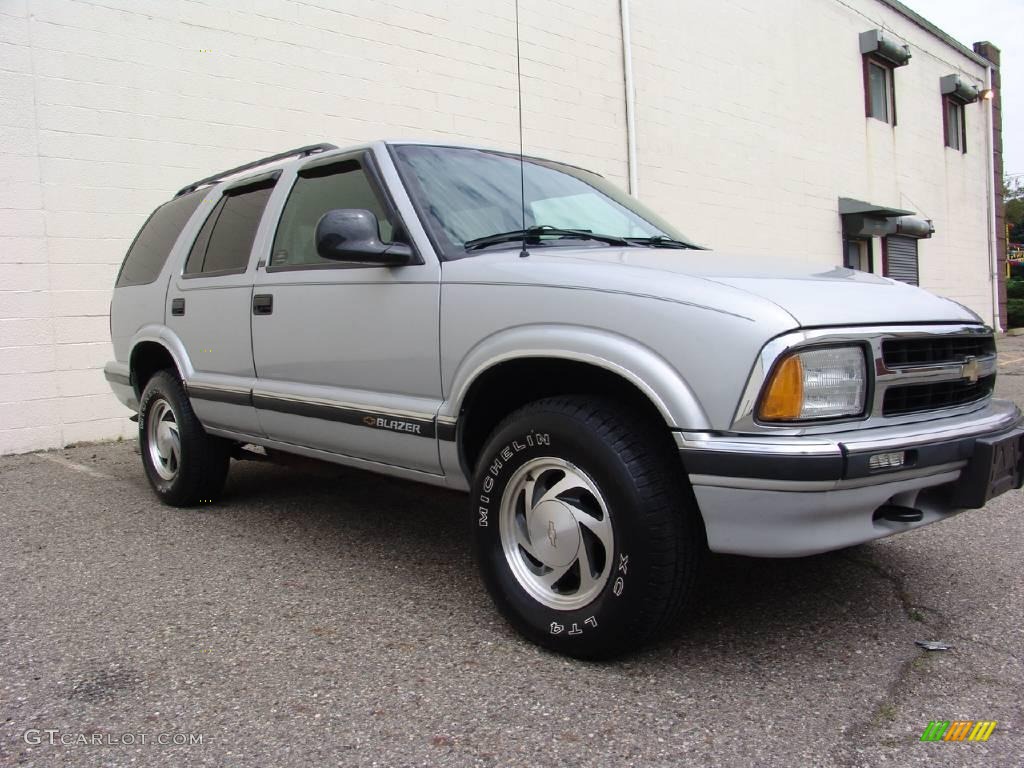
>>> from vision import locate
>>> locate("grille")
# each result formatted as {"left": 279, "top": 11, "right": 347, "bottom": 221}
{"left": 882, "top": 336, "right": 996, "bottom": 368}
{"left": 882, "top": 376, "right": 995, "bottom": 416}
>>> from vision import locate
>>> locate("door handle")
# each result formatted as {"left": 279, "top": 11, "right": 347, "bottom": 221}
{"left": 171, "top": 298, "right": 185, "bottom": 316}
{"left": 252, "top": 294, "right": 273, "bottom": 315}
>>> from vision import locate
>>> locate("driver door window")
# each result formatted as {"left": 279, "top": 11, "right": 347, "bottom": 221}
{"left": 269, "top": 159, "right": 395, "bottom": 269}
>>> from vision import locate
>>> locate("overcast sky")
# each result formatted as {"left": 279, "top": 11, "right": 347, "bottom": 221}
{"left": 906, "top": 0, "right": 1021, "bottom": 183}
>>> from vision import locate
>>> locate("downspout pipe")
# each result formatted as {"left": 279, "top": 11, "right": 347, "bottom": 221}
{"left": 984, "top": 64, "right": 1001, "bottom": 331}
{"left": 620, "top": 0, "right": 638, "bottom": 196}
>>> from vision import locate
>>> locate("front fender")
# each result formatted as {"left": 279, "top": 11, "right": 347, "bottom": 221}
{"left": 441, "top": 324, "right": 711, "bottom": 430}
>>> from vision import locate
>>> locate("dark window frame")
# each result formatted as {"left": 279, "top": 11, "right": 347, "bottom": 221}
{"left": 863, "top": 55, "right": 897, "bottom": 125}
{"left": 942, "top": 95, "right": 967, "bottom": 153}
{"left": 265, "top": 149, "right": 419, "bottom": 274}
{"left": 181, "top": 174, "right": 278, "bottom": 280}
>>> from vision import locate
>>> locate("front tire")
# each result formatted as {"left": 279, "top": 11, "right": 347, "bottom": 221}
{"left": 471, "top": 396, "right": 704, "bottom": 659}
{"left": 138, "top": 370, "right": 230, "bottom": 506}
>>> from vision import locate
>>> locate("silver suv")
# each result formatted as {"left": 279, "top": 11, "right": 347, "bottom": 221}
{"left": 107, "top": 141, "right": 1023, "bottom": 658}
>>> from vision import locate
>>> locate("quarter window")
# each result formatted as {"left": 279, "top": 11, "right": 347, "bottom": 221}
{"left": 270, "top": 158, "right": 394, "bottom": 269}
{"left": 116, "top": 191, "right": 203, "bottom": 287}
{"left": 184, "top": 180, "right": 275, "bottom": 276}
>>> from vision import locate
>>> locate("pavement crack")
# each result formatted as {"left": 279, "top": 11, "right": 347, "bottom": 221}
{"left": 827, "top": 553, "right": 953, "bottom": 765}
{"left": 838, "top": 554, "right": 933, "bottom": 626}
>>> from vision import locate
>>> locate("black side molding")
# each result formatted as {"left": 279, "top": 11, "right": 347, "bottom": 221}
{"left": 185, "top": 384, "right": 253, "bottom": 408}
{"left": 251, "top": 393, "right": 437, "bottom": 439}
{"left": 185, "top": 385, "right": 459, "bottom": 443}
{"left": 679, "top": 448, "right": 844, "bottom": 482}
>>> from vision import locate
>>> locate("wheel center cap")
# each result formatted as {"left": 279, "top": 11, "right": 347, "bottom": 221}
{"left": 528, "top": 500, "right": 580, "bottom": 568}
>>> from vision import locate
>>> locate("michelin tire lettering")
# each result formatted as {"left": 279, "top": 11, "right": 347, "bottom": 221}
{"left": 478, "top": 433, "right": 551, "bottom": 526}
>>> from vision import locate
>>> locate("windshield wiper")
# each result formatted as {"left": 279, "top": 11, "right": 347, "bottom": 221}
{"left": 464, "top": 226, "right": 631, "bottom": 251}
{"left": 626, "top": 235, "right": 701, "bottom": 249}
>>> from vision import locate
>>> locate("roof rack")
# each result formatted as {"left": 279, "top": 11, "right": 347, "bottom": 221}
{"left": 174, "top": 143, "right": 338, "bottom": 197}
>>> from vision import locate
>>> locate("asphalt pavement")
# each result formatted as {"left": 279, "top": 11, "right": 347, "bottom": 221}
{"left": 2, "top": 339, "right": 1024, "bottom": 767}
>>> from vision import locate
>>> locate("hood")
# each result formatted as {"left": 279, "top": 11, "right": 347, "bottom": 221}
{"left": 533, "top": 247, "right": 982, "bottom": 327}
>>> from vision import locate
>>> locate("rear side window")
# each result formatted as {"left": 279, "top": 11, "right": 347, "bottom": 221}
{"left": 115, "top": 191, "right": 203, "bottom": 287}
{"left": 184, "top": 179, "right": 275, "bottom": 276}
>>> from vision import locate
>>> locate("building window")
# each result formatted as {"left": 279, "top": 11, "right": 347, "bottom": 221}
{"left": 866, "top": 59, "right": 894, "bottom": 123}
{"left": 844, "top": 238, "right": 873, "bottom": 272}
{"left": 939, "top": 74, "right": 979, "bottom": 153}
{"left": 859, "top": 30, "right": 911, "bottom": 125}
{"left": 944, "top": 96, "right": 965, "bottom": 151}
{"left": 883, "top": 235, "right": 920, "bottom": 286}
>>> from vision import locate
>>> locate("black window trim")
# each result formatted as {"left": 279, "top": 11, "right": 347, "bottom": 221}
{"left": 264, "top": 149, "right": 421, "bottom": 274}
{"left": 181, "top": 173, "right": 280, "bottom": 280}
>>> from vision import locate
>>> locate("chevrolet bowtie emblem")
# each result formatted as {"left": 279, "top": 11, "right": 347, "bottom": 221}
{"left": 961, "top": 356, "right": 980, "bottom": 384}
{"left": 547, "top": 519, "right": 557, "bottom": 548}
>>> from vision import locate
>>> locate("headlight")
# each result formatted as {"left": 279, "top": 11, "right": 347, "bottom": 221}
{"left": 759, "top": 346, "right": 866, "bottom": 421}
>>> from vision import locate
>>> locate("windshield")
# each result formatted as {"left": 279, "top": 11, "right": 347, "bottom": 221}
{"left": 392, "top": 144, "right": 698, "bottom": 258}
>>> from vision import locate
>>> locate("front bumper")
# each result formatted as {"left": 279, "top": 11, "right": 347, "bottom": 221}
{"left": 678, "top": 399, "right": 1024, "bottom": 557}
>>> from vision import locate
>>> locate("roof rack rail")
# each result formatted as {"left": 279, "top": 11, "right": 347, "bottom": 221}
{"left": 174, "top": 143, "right": 338, "bottom": 197}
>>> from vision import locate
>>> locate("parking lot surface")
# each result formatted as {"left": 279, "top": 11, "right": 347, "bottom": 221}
{"left": 2, "top": 338, "right": 1024, "bottom": 767}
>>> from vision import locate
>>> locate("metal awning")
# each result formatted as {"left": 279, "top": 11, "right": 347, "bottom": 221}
{"left": 839, "top": 198, "right": 933, "bottom": 239}
{"left": 838, "top": 197, "right": 914, "bottom": 218}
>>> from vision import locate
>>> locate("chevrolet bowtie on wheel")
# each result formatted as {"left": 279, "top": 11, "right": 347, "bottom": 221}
{"left": 107, "top": 140, "right": 1023, "bottom": 658}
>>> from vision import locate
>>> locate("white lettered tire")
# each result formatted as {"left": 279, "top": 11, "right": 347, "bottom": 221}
{"left": 138, "top": 370, "right": 231, "bottom": 506}
{"left": 471, "top": 396, "right": 704, "bottom": 659}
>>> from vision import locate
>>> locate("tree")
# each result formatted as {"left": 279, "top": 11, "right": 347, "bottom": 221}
{"left": 1007, "top": 175, "right": 1024, "bottom": 243}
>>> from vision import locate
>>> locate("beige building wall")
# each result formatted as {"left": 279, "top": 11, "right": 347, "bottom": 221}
{"left": 0, "top": 0, "right": 996, "bottom": 454}
{"left": 0, "top": 0, "right": 627, "bottom": 454}
{"left": 630, "top": 0, "right": 992, "bottom": 307}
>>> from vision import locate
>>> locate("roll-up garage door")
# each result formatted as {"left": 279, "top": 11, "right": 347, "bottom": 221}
{"left": 884, "top": 235, "right": 919, "bottom": 285}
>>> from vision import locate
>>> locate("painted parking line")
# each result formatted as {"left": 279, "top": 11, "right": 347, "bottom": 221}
{"left": 40, "top": 453, "right": 113, "bottom": 480}
{"left": 999, "top": 356, "right": 1024, "bottom": 367}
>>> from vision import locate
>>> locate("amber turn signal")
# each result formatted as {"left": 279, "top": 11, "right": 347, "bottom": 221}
{"left": 759, "top": 355, "right": 804, "bottom": 421}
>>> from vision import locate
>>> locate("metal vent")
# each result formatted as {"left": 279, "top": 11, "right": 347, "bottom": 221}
{"left": 885, "top": 235, "right": 919, "bottom": 285}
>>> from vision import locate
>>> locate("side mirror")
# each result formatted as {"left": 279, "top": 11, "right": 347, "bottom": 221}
{"left": 315, "top": 209, "right": 414, "bottom": 266}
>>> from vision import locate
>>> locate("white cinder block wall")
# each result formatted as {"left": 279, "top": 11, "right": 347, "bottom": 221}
{"left": 0, "top": 0, "right": 996, "bottom": 454}
{"left": 630, "top": 0, "right": 992, "bottom": 310}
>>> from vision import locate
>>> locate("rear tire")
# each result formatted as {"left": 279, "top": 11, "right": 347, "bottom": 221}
{"left": 471, "top": 396, "right": 704, "bottom": 659}
{"left": 138, "top": 370, "right": 230, "bottom": 506}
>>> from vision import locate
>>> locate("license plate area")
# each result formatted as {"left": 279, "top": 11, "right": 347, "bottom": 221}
{"left": 952, "top": 428, "right": 1024, "bottom": 509}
